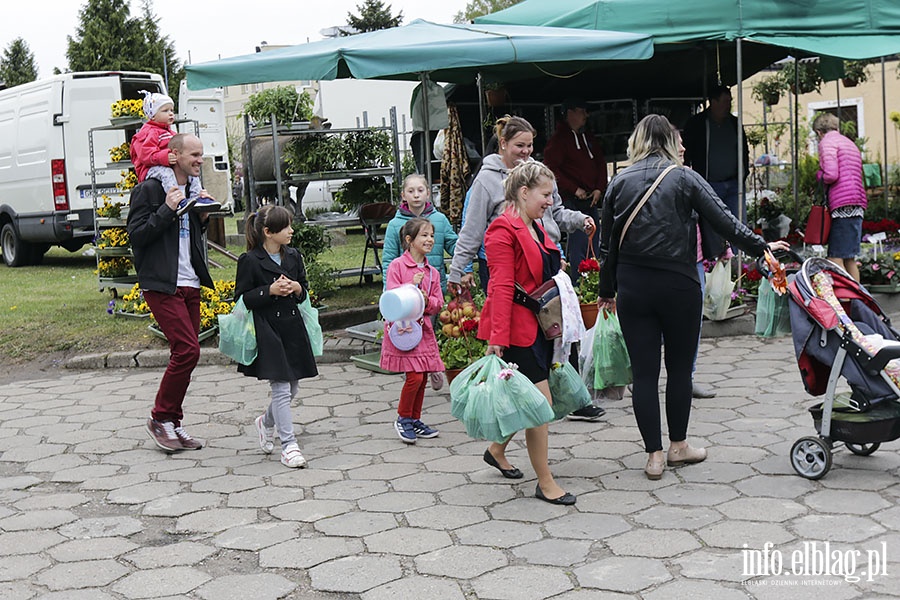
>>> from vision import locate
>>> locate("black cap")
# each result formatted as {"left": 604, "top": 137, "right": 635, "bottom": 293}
{"left": 562, "top": 97, "right": 588, "bottom": 112}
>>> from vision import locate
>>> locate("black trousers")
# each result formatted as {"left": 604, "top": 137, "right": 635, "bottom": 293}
{"left": 616, "top": 264, "right": 702, "bottom": 452}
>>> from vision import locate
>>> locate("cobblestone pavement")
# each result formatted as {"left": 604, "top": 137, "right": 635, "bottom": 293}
{"left": 2, "top": 334, "right": 900, "bottom": 599}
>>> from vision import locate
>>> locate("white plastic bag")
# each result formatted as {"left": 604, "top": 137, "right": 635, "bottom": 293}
{"left": 703, "top": 260, "right": 734, "bottom": 321}
{"left": 578, "top": 324, "right": 597, "bottom": 390}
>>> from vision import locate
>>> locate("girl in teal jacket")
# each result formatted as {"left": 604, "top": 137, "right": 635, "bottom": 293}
{"left": 382, "top": 174, "right": 458, "bottom": 294}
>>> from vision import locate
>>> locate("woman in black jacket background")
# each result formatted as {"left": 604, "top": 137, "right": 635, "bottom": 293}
{"left": 597, "top": 115, "right": 788, "bottom": 480}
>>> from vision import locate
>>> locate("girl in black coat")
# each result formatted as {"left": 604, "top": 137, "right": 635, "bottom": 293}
{"left": 235, "top": 205, "right": 318, "bottom": 468}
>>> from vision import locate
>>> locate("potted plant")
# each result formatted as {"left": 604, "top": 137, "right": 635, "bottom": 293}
{"left": 436, "top": 292, "right": 487, "bottom": 382}
{"left": 484, "top": 82, "right": 508, "bottom": 108}
{"left": 751, "top": 74, "right": 787, "bottom": 106}
{"left": 147, "top": 279, "right": 235, "bottom": 341}
{"left": 842, "top": 60, "right": 871, "bottom": 87}
{"left": 858, "top": 252, "right": 900, "bottom": 293}
{"left": 109, "top": 99, "right": 144, "bottom": 125}
{"left": 781, "top": 61, "right": 822, "bottom": 95}
{"left": 243, "top": 85, "right": 314, "bottom": 128}
{"left": 576, "top": 257, "right": 601, "bottom": 328}
{"left": 109, "top": 283, "right": 151, "bottom": 319}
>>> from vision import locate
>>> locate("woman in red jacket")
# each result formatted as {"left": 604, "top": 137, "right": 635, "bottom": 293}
{"left": 478, "top": 161, "right": 575, "bottom": 506}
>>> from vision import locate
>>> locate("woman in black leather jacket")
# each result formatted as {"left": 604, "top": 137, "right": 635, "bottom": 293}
{"left": 597, "top": 114, "right": 788, "bottom": 481}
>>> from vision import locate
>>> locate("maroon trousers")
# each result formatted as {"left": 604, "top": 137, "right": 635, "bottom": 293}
{"left": 398, "top": 372, "right": 427, "bottom": 419}
{"left": 143, "top": 287, "right": 201, "bottom": 425}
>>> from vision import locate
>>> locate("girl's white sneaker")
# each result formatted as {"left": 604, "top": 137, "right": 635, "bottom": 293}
{"left": 281, "top": 443, "right": 307, "bottom": 468}
{"left": 255, "top": 415, "right": 274, "bottom": 454}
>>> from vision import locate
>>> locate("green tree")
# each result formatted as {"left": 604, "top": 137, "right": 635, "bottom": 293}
{"left": 345, "top": 0, "right": 403, "bottom": 34}
{"left": 0, "top": 38, "right": 38, "bottom": 87}
{"left": 454, "top": 0, "right": 523, "bottom": 23}
{"left": 66, "top": 0, "right": 184, "bottom": 100}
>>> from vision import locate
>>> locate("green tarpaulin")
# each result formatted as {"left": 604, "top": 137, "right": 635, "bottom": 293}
{"left": 186, "top": 19, "right": 653, "bottom": 90}
{"left": 477, "top": 0, "right": 900, "bottom": 60}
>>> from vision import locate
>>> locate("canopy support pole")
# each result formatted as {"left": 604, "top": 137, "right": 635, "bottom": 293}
{"left": 883, "top": 56, "right": 890, "bottom": 218}
{"left": 792, "top": 57, "right": 800, "bottom": 221}
{"left": 419, "top": 73, "right": 433, "bottom": 189}
{"left": 736, "top": 38, "right": 745, "bottom": 227}
{"left": 477, "top": 72, "right": 487, "bottom": 156}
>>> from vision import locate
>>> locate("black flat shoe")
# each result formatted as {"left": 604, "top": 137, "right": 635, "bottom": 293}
{"left": 483, "top": 449, "right": 523, "bottom": 479}
{"left": 535, "top": 484, "right": 576, "bottom": 506}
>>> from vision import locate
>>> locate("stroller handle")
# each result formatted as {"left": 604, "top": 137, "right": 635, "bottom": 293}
{"left": 756, "top": 248, "right": 804, "bottom": 279}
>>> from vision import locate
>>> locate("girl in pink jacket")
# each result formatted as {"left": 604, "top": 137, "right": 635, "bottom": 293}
{"left": 814, "top": 113, "right": 867, "bottom": 281}
{"left": 380, "top": 217, "right": 445, "bottom": 444}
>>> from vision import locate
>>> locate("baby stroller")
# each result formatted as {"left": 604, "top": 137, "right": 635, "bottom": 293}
{"left": 787, "top": 257, "right": 900, "bottom": 479}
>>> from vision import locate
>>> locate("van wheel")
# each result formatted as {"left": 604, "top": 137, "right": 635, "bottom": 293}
{"left": 1, "top": 223, "right": 31, "bottom": 267}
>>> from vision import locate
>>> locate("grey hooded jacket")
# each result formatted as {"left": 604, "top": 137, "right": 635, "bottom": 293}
{"left": 448, "top": 154, "right": 588, "bottom": 283}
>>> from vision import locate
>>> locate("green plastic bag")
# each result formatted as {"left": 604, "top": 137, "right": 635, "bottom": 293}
{"left": 755, "top": 278, "right": 792, "bottom": 338}
{"left": 549, "top": 362, "right": 592, "bottom": 420}
{"left": 298, "top": 295, "right": 323, "bottom": 356}
{"left": 450, "top": 355, "right": 554, "bottom": 443}
{"left": 217, "top": 296, "right": 257, "bottom": 365}
{"left": 593, "top": 312, "right": 632, "bottom": 389}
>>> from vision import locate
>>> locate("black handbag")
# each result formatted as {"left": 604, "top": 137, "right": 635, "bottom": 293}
{"left": 513, "top": 280, "right": 563, "bottom": 339}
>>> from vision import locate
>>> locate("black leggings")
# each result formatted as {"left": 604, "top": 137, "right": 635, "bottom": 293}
{"left": 616, "top": 264, "right": 702, "bottom": 453}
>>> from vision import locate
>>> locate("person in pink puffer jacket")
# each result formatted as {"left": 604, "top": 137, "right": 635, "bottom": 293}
{"left": 814, "top": 113, "right": 867, "bottom": 281}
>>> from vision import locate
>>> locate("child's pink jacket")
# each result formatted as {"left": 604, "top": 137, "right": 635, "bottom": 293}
{"left": 130, "top": 120, "right": 175, "bottom": 182}
{"left": 379, "top": 251, "right": 445, "bottom": 373}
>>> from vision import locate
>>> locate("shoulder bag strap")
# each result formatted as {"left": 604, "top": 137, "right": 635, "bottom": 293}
{"left": 618, "top": 164, "right": 677, "bottom": 249}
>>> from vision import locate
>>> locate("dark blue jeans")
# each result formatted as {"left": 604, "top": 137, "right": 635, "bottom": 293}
{"left": 710, "top": 179, "right": 745, "bottom": 224}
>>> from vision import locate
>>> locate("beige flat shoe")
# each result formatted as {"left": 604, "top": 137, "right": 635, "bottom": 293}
{"left": 667, "top": 444, "right": 707, "bottom": 466}
{"left": 645, "top": 456, "right": 665, "bottom": 480}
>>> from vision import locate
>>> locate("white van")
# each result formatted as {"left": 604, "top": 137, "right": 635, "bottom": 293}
{"left": 0, "top": 71, "right": 164, "bottom": 267}
{"left": 177, "top": 81, "right": 232, "bottom": 209}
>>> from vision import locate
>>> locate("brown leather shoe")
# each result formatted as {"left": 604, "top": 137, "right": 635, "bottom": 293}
{"left": 645, "top": 455, "right": 665, "bottom": 480}
{"left": 174, "top": 425, "right": 204, "bottom": 450}
{"left": 667, "top": 444, "right": 707, "bottom": 466}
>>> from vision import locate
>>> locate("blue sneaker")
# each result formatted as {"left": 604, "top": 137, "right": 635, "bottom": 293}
{"left": 412, "top": 420, "right": 439, "bottom": 439}
{"left": 394, "top": 417, "right": 416, "bottom": 444}
{"left": 191, "top": 196, "right": 222, "bottom": 213}
{"left": 175, "top": 197, "right": 197, "bottom": 217}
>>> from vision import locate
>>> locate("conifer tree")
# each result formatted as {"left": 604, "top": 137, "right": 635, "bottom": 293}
{"left": 0, "top": 38, "right": 38, "bottom": 87}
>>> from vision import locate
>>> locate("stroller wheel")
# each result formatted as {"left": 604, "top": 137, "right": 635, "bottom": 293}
{"left": 846, "top": 442, "right": 880, "bottom": 456}
{"left": 790, "top": 437, "right": 832, "bottom": 480}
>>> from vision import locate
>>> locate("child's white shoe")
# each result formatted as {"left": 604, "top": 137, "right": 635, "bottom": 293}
{"left": 255, "top": 415, "right": 274, "bottom": 454}
{"left": 281, "top": 442, "right": 307, "bottom": 468}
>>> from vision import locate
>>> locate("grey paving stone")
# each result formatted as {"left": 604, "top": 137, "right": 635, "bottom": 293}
{"left": 193, "top": 573, "right": 296, "bottom": 600}
{"left": 575, "top": 490, "right": 656, "bottom": 515}
{"left": 391, "top": 471, "right": 468, "bottom": 492}
{"left": 142, "top": 492, "right": 223, "bottom": 517}
{"left": 123, "top": 541, "right": 217, "bottom": 569}
{"left": 106, "top": 481, "right": 184, "bottom": 505}
{"left": 415, "top": 545, "right": 508, "bottom": 578}
{"left": 0, "top": 531, "right": 66, "bottom": 555}
{"left": 804, "top": 489, "right": 892, "bottom": 515}
{"left": 544, "top": 513, "right": 631, "bottom": 540}
{"left": 174, "top": 508, "right": 258, "bottom": 533}
{"left": 574, "top": 556, "right": 673, "bottom": 592}
{"left": 364, "top": 527, "right": 452, "bottom": 556}
{"left": 606, "top": 528, "right": 701, "bottom": 558}
{"left": 49, "top": 465, "right": 122, "bottom": 482}
{"left": 313, "top": 478, "right": 390, "bottom": 501}
{"left": 58, "top": 516, "right": 143, "bottom": 539}
{"left": 734, "top": 475, "right": 816, "bottom": 498}
{"left": 361, "top": 575, "right": 466, "bottom": 600}
{"left": 314, "top": 511, "right": 398, "bottom": 537}
{"left": 0, "top": 510, "right": 78, "bottom": 532}
{"left": 471, "top": 564, "right": 574, "bottom": 600}
{"left": 226, "top": 486, "right": 304, "bottom": 508}
{"left": 190, "top": 475, "right": 264, "bottom": 494}
{"left": 308, "top": 555, "right": 402, "bottom": 593}
{"left": 642, "top": 578, "right": 752, "bottom": 600}
{"left": 674, "top": 461, "right": 755, "bottom": 483}
{"left": 653, "top": 483, "right": 739, "bottom": 506}
{"left": 511, "top": 538, "right": 594, "bottom": 566}
{"left": 405, "top": 504, "right": 489, "bottom": 530}
{"left": 356, "top": 491, "right": 436, "bottom": 512}
{"left": 455, "top": 519, "right": 544, "bottom": 548}
{"left": 791, "top": 514, "right": 886, "bottom": 543}
{"left": 213, "top": 522, "right": 299, "bottom": 551}
{"left": 697, "top": 521, "right": 795, "bottom": 549}
{"left": 259, "top": 536, "right": 363, "bottom": 569}
{"left": 112, "top": 566, "right": 211, "bottom": 598}
{"left": 34, "top": 559, "right": 129, "bottom": 591}
{"left": 0, "top": 476, "right": 41, "bottom": 490}
{"left": 672, "top": 549, "right": 747, "bottom": 582}
{"left": 717, "top": 497, "right": 807, "bottom": 522}
{"left": 32, "top": 591, "right": 118, "bottom": 600}
{"left": 12, "top": 492, "right": 90, "bottom": 510}
{"left": 47, "top": 537, "right": 138, "bottom": 562}
{"left": 0, "top": 554, "right": 51, "bottom": 583}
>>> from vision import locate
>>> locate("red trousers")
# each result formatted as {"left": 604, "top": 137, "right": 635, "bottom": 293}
{"left": 143, "top": 287, "right": 201, "bottom": 425}
{"left": 398, "top": 372, "right": 427, "bottom": 419}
